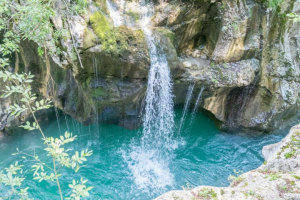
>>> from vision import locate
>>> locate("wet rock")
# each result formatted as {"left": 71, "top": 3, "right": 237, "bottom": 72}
{"left": 169, "top": 0, "right": 300, "bottom": 131}
{"left": 155, "top": 125, "right": 300, "bottom": 200}
{"left": 2, "top": 0, "right": 300, "bottom": 132}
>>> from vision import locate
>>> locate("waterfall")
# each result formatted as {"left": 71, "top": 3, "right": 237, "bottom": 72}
{"left": 106, "top": 0, "right": 124, "bottom": 27}
{"left": 177, "top": 82, "right": 195, "bottom": 134}
{"left": 122, "top": 1, "right": 177, "bottom": 192}
{"left": 139, "top": 7, "right": 175, "bottom": 149}
{"left": 189, "top": 86, "right": 205, "bottom": 127}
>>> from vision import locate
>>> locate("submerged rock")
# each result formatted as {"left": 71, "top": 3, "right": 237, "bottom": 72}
{"left": 155, "top": 125, "right": 300, "bottom": 200}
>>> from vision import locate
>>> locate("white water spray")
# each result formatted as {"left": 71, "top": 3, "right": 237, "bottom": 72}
{"left": 139, "top": 7, "right": 175, "bottom": 149}
{"left": 106, "top": 0, "right": 124, "bottom": 27}
{"left": 121, "top": 2, "right": 177, "bottom": 191}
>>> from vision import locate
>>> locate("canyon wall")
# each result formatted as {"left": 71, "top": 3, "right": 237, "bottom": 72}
{"left": 1, "top": 0, "right": 299, "bottom": 132}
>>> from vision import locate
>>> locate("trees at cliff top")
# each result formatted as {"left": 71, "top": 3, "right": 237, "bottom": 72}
{"left": 0, "top": 0, "right": 93, "bottom": 199}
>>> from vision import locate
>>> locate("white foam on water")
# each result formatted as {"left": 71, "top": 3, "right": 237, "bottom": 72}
{"left": 118, "top": 1, "right": 179, "bottom": 192}
{"left": 122, "top": 147, "right": 174, "bottom": 191}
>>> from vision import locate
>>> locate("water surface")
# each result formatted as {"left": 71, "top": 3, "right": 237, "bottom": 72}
{"left": 0, "top": 109, "right": 290, "bottom": 199}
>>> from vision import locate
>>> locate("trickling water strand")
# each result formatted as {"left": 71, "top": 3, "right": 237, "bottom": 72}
{"left": 54, "top": 107, "right": 62, "bottom": 135}
{"left": 93, "top": 57, "right": 99, "bottom": 85}
{"left": 93, "top": 57, "right": 100, "bottom": 137}
{"left": 106, "top": 0, "right": 124, "bottom": 27}
{"left": 178, "top": 82, "right": 195, "bottom": 134}
{"left": 71, "top": 118, "right": 76, "bottom": 133}
{"left": 48, "top": 79, "right": 62, "bottom": 135}
{"left": 63, "top": 112, "right": 70, "bottom": 133}
{"left": 189, "top": 86, "right": 205, "bottom": 127}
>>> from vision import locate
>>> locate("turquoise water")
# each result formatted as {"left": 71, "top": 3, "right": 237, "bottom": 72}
{"left": 0, "top": 108, "right": 289, "bottom": 199}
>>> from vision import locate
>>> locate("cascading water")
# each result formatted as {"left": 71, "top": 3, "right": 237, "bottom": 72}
{"left": 121, "top": 2, "right": 178, "bottom": 192}
{"left": 139, "top": 6, "right": 175, "bottom": 149}
{"left": 177, "top": 82, "right": 195, "bottom": 134}
{"left": 106, "top": 0, "right": 124, "bottom": 27}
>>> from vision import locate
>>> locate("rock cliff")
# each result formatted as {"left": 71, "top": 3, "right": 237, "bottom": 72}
{"left": 1, "top": 0, "right": 299, "bottom": 131}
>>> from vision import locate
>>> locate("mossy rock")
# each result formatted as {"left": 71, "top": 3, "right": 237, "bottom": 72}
{"left": 89, "top": 12, "right": 145, "bottom": 54}
{"left": 90, "top": 12, "right": 144, "bottom": 53}
{"left": 126, "top": 10, "right": 140, "bottom": 21}
{"left": 92, "top": 87, "right": 108, "bottom": 97}
{"left": 155, "top": 27, "right": 176, "bottom": 46}
{"left": 83, "top": 28, "right": 98, "bottom": 49}
{"left": 94, "top": 0, "right": 108, "bottom": 14}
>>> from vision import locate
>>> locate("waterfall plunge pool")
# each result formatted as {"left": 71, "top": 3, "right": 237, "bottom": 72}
{"left": 0, "top": 108, "right": 289, "bottom": 199}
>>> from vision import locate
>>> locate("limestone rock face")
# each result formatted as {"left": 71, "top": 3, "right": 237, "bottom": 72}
{"left": 251, "top": 0, "right": 300, "bottom": 131}
{"left": 1, "top": 0, "right": 300, "bottom": 131}
{"left": 155, "top": 125, "right": 300, "bottom": 200}
{"left": 155, "top": 0, "right": 300, "bottom": 131}
{"left": 0, "top": 0, "right": 181, "bottom": 129}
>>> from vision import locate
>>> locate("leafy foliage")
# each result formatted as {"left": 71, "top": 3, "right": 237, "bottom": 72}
{"left": 0, "top": 69, "right": 93, "bottom": 199}
{"left": 287, "top": 13, "right": 300, "bottom": 22}
{"left": 228, "top": 169, "right": 245, "bottom": 187}
{"left": 0, "top": 0, "right": 88, "bottom": 68}
{"left": 67, "top": 178, "right": 93, "bottom": 200}
{"left": 0, "top": 162, "right": 31, "bottom": 200}
{"left": 43, "top": 132, "right": 92, "bottom": 173}
{"left": 0, "top": 1, "right": 92, "bottom": 197}
{"left": 265, "top": 0, "right": 283, "bottom": 9}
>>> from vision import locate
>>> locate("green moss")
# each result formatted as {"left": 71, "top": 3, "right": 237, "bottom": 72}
{"left": 277, "top": 132, "right": 300, "bottom": 159}
{"left": 89, "top": 12, "right": 145, "bottom": 54}
{"left": 228, "top": 170, "right": 245, "bottom": 187}
{"left": 220, "top": 189, "right": 225, "bottom": 195}
{"left": 83, "top": 28, "right": 98, "bottom": 49}
{"left": 284, "top": 149, "right": 296, "bottom": 158}
{"left": 266, "top": 0, "right": 283, "bottom": 10}
{"left": 264, "top": 173, "right": 281, "bottom": 181}
{"left": 156, "top": 27, "right": 176, "bottom": 46}
{"left": 126, "top": 10, "right": 139, "bottom": 21}
{"left": 293, "top": 175, "right": 300, "bottom": 180}
{"left": 92, "top": 87, "right": 107, "bottom": 97}
{"left": 197, "top": 188, "right": 217, "bottom": 200}
{"left": 94, "top": 0, "right": 108, "bottom": 14}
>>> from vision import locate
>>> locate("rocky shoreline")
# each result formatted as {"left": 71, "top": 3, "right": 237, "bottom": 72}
{"left": 155, "top": 124, "right": 300, "bottom": 200}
